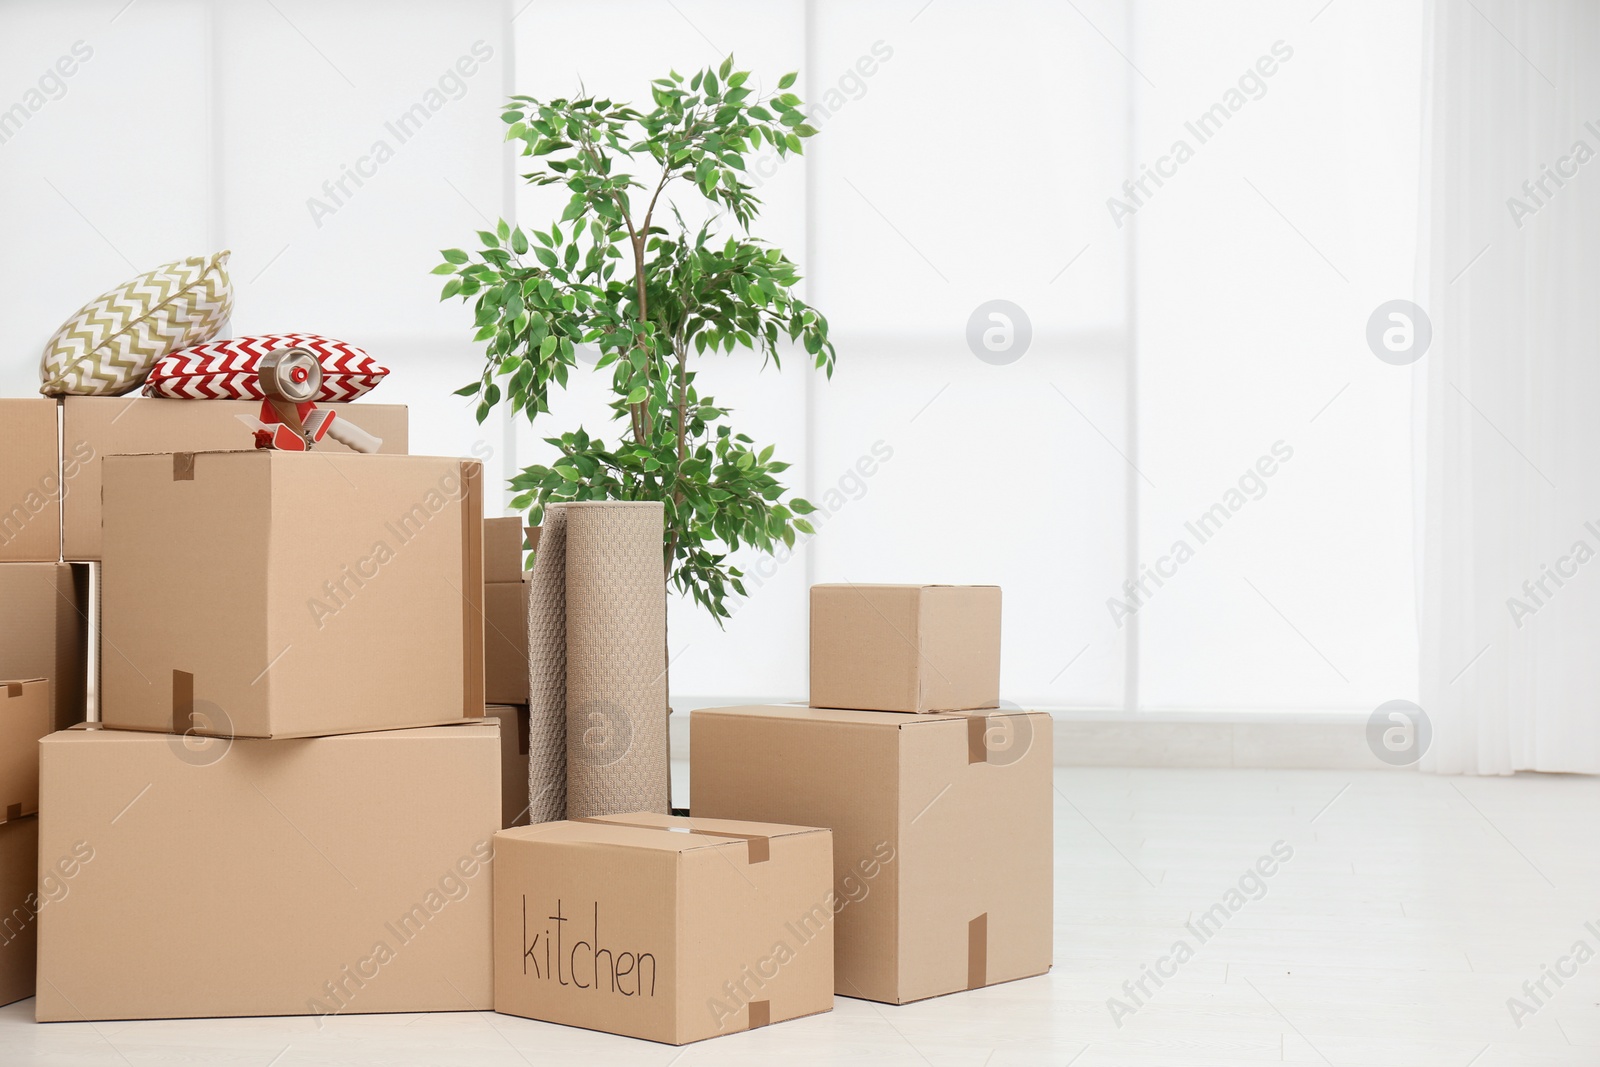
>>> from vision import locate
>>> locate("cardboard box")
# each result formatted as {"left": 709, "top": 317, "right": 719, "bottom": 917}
{"left": 810, "top": 584, "right": 1001, "bottom": 713}
{"left": 0, "top": 562, "right": 89, "bottom": 729}
{"left": 691, "top": 704, "right": 1052, "bottom": 1004}
{"left": 0, "top": 815, "right": 39, "bottom": 1007}
{"left": 101, "top": 451, "right": 484, "bottom": 738}
{"left": 0, "top": 398, "right": 63, "bottom": 562}
{"left": 37, "top": 721, "right": 500, "bottom": 1021}
{"left": 494, "top": 812, "right": 834, "bottom": 1044}
{"left": 484, "top": 516, "right": 530, "bottom": 583}
{"left": 484, "top": 581, "right": 530, "bottom": 704}
{"left": 60, "top": 396, "right": 409, "bottom": 561}
{"left": 488, "top": 703, "right": 530, "bottom": 828}
{"left": 484, "top": 518, "right": 530, "bottom": 704}
{"left": 0, "top": 679, "right": 49, "bottom": 822}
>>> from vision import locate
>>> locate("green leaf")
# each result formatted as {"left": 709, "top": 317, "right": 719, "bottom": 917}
{"left": 430, "top": 263, "right": 456, "bottom": 275}
{"left": 777, "top": 71, "right": 797, "bottom": 89}
{"left": 441, "top": 248, "right": 469, "bottom": 264}
{"left": 511, "top": 228, "right": 529, "bottom": 254}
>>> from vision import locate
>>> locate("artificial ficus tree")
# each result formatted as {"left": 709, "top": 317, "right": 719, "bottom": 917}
{"left": 433, "top": 57, "right": 835, "bottom": 621}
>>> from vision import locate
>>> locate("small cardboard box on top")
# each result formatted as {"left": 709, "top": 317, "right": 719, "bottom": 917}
{"left": 0, "top": 398, "right": 64, "bottom": 562}
{"left": 0, "top": 562, "right": 89, "bottom": 729}
{"left": 0, "top": 815, "right": 39, "bottom": 1007}
{"left": 36, "top": 721, "right": 501, "bottom": 1021}
{"left": 691, "top": 704, "right": 1052, "bottom": 1005}
{"left": 60, "top": 396, "right": 409, "bottom": 561}
{"left": 493, "top": 812, "right": 834, "bottom": 1045}
{"left": 0, "top": 679, "right": 50, "bottom": 822}
{"left": 810, "top": 584, "right": 1001, "bottom": 713}
{"left": 100, "top": 451, "right": 483, "bottom": 739}
{"left": 483, "top": 518, "right": 531, "bottom": 704}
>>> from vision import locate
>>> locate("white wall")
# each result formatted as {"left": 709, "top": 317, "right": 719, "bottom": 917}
{"left": 0, "top": 0, "right": 1422, "bottom": 714}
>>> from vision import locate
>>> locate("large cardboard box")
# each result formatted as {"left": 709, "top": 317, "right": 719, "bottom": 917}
{"left": 810, "top": 584, "right": 1001, "bottom": 713}
{"left": 691, "top": 704, "right": 1052, "bottom": 1004}
{"left": 0, "top": 562, "right": 89, "bottom": 729}
{"left": 494, "top": 812, "right": 834, "bottom": 1044}
{"left": 0, "top": 398, "right": 63, "bottom": 562}
{"left": 101, "top": 451, "right": 484, "bottom": 738}
{"left": 488, "top": 703, "right": 531, "bottom": 828}
{"left": 37, "top": 722, "right": 500, "bottom": 1021}
{"left": 0, "top": 679, "right": 49, "bottom": 822}
{"left": 0, "top": 815, "right": 40, "bottom": 1007}
{"left": 60, "top": 396, "right": 409, "bottom": 561}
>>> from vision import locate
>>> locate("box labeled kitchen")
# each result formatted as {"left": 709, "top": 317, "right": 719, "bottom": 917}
{"left": 0, "top": 679, "right": 50, "bottom": 822}
{"left": 810, "top": 584, "right": 1001, "bottom": 713}
{"left": 493, "top": 812, "right": 834, "bottom": 1045}
{"left": 101, "top": 451, "right": 483, "bottom": 738}
{"left": 0, "top": 562, "right": 89, "bottom": 729}
{"left": 0, "top": 398, "right": 65, "bottom": 562}
{"left": 36, "top": 721, "right": 500, "bottom": 1021}
{"left": 692, "top": 704, "right": 1052, "bottom": 1004}
{"left": 60, "top": 395, "right": 409, "bottom": 561}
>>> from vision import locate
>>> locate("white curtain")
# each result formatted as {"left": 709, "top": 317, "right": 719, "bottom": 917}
{"left": 1419, "top": 0, "right": 1600, "bottom": 774}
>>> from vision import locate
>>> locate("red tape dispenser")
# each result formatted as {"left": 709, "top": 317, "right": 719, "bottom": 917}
{"left": 244, "top": 347, "right": 382, "bottom": 453}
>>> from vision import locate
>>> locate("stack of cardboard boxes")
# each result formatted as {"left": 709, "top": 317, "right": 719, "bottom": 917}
{"left": 33, "top": 447, "right": 509, "bottom": 1021}
{"left": 482, "top": 517, "right": 532, "bottom": 830}
{"left": 690, "top": 584, "right": 1054, "bottom": 1006}
{"left": 2, "top": 390, "right": 1053, "bottom": 1044}
{"left": 485, "top": 582, "right": 1052, "bottom": 1045}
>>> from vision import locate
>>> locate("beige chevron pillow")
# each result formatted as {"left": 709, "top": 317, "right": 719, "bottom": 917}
{"left": 39, "top": 251, "right": 233, "bottom": 396}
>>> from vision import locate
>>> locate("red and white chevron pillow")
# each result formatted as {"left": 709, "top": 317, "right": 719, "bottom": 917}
{"left": 142, "top": 334, "right": 389, "bottom": 401}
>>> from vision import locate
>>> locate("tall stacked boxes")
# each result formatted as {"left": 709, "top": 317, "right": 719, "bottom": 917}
{"left": 691, "top": 582, "right": 1054, "bottom": 1004}
{"left": 36, "top": 446, "right": 504, "bottom": 1021}
{"left": 483, "top": 518, "right": 532, "bottom": 829}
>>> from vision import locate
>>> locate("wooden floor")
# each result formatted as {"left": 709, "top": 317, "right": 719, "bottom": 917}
{"left": 3, "top": 766, "right": 1597, "bottom": 1065}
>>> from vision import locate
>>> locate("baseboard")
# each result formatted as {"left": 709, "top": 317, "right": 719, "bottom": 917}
{"left": 670, "top": 698, "right": 1409, "bottom": 771}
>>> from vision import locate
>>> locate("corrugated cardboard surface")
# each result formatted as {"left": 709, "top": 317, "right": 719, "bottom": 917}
{"left": 60, "top": 397, "right": 408, "bottom": 561}
{"left": 493, "top": 812, "right": 834, "bottom": 1045}
{"left": 0, "top": 679, "right": 49, "bottom": 821}
{"left": 484, "top": 517, "right": 530, "bottom": 583}
{"left": 487, "top": 704, "right": 531, "bottom": 828}
{"left": 690, "top": 704, "right": 1052, "bottom": 1004}
{"left": 37, "top": 722, "right": 500, "bottom": 1021}
{"left": 0, "top": 562, "right": 88, "bottom": 730}
{"left": 101, "top": 451, "right": 483, "bottom": 738}
{"left": 0, "top": 398, "right": 62, "bottom": 562}
{"left": 809, "top": 584, "right": 1002, "bottom": 713}
{"left": 485, "top": 582, "right": 530, "bottom": 704}
{"left": 0, "top": 815, "right": 39, "bottom": 1007}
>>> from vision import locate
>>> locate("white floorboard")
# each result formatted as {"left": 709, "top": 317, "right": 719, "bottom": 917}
{"left": 3, "top": 766, "right": 1597, "bottom": 1065}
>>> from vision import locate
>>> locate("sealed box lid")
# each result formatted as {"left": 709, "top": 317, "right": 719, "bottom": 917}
{"left": 810, "top": 583, "right": 1001, "bottom": 712}
{"left": 60, "top": 396, "right": 408, "bottom": 561}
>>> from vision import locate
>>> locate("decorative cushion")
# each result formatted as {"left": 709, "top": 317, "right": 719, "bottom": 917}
{"left": 39, "top": 251, "right": 232, "bottom": 396}
{"left": 142, "top": 334, "right": 389, "bottom": 401}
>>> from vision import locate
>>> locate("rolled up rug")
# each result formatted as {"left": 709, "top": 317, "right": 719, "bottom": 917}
{"left": 525, "top": 500, "right": 668, "bottom": 821}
